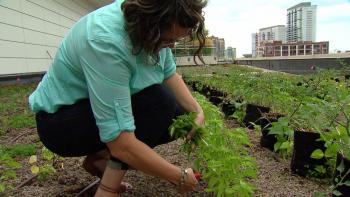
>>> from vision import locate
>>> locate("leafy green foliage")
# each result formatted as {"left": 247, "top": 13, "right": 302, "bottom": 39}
{"left": 170, "top": 93, "right": 257, "bottom": 196}
{"left": 180, "top": 65, "right": 349, "bottom": 160}
{"left": 0, "top": 144, "right": 36, "bottom": 192}
{"left": 268, "top": 117, "right": 294, "bottom": 157}
{"left": 29, "top": 147, "right": 61, "bottom": 182}
{"left": 169, "top": 112, "right": 206, "bottom": 156}
{"left": 0, "top": 83, "right": 36, "bottom": 136}
{"left": 37, "top": 164, "right": 56, "bottom": 182}
{"left": 0, "top": 144, "right": 36, "bottom": 157}
{"left": 230, "top": 101, "right": 246, "bottom": 124}
{"left": 311, "top": 149, "right": 325, "bottom": 159}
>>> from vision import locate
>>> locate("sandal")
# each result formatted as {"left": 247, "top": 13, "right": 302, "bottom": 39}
{"left": 82, "top": 154, "right": 133, "bottom": 193}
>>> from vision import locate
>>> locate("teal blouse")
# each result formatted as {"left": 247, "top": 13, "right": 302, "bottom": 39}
{"left": 29, "top": 0, "right": 177, "bottom": 143}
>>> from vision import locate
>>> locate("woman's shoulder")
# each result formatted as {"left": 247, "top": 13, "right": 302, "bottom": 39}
{"left": 86, "top": 1, "right": 130, "bottom": 45}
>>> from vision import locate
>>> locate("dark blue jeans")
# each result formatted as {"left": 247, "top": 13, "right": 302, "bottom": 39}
{"left": 35, "top": 84, "right": 185, "bottom": 157}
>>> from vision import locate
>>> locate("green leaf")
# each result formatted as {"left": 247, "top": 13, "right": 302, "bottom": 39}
{"left": 274, "top": 141, "right": 282, "bottom": 152}
{"left": 325, "top": 144, "right": 337, "bottom": 158}
{"left": 31, "top": 166, "right": 40, "bottom": 174}
{"left": 332, "top": 190, "right": 342, "bottom": 196}
{"left": 0, "top": 183, "right": 5, "bottom": 193}
{"left": 42, "top": 147, "right": 55, "bottom": 161}
{"left": 6, "top": 160, "right": 21, "bottom": 169}
{"left": 29, "top": 155, "right": 37, "bottom": 164}
{"left": 343, "top": 181, "right": 350, "bottom": 186}
{"left": 312, "top": 192, "right": 326, "bottom": 197}
{"left": 268, "top": 126, "right": 282, "bottom": 135}
{"left": 311, "top": 149, "right": 324, "bottom": 159}
{"left": 337, "top": 160, "right": 345, "bottom": 173}
{"left": 315, "top": 165, "right": 326, "bottom": 174}
{"left": 1, "top": 170, "right": 16, "bottom": 180}
{"left": 279, "top": 141, "right": 291, "bottom": 150}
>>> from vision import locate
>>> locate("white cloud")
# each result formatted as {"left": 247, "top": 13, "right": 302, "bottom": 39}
{"left": 204, "top": 0, "right": 350, "bottom": 57}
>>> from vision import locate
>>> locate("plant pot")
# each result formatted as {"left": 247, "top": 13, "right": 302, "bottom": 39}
{"left": 221, "top": 100, "right": 236, "bottom": 117}
{"left": 260, "top": 129, "right": 277, "bottom": 151}
{"left": 290, "top": 130, "right": 326, "bottom": 177}
{"left": 333, "top": 153, "right": 350, "bottom": 196}
{"left": 186, "top": 81, "right": 198, "bottom": 92}
{"left": 208, "top": 88, "right": 224, "bottom": 106}
{"left": 259, "top": 113, "right": 283, "bottom": 151}
{"left": 199, "top": 85, "right": 211, "bottom": 96}
{"left": 243, "top": 104, "right": 270, "bottom": 129}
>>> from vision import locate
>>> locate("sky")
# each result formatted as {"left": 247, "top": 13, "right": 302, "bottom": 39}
{"left": 203, "top": 0, "right": 350, "bottom": 57}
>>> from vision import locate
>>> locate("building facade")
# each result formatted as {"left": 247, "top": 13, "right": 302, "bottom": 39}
{"left": 172, "top": 36, "right": 217, "bottom": 66}
{"left": 0, "top": 0, "right": 112, "bottom": 76}
{"left": 259, "top": 41, "right": 329, "bottom": 57}
{"left": 208, "top": 36, "right": 226, "bottom": 61}
{"left": 260, "top": 25, "right": 286, "bottom": 43}
{"left": 225, "top": 47, "right": 236, "bottom": 62}
{"left": 217, "top": 38, "right": 225, "bottom": 61}
{"left": 252, "top": 2, "right": 322, "bottom": 58}
{"left": 252, "top": 33, "right": 259, "bottom": 57}
{"left": 287, "top": 2, "right": 317, "bottom": 42}
{"left": 252, "top": 25, "right": 286, "bottom": 57}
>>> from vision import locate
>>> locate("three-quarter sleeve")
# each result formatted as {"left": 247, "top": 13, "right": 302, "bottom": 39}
{"left": 163, "top": 48, "right": 177, "bottom": 79}
{"left": 80, "top": 37, "right": 135, "bottom": 143}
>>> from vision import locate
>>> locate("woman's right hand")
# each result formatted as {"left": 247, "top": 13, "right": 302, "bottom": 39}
{"left": 176, "top": 168, "right": 198, "bottom": 195}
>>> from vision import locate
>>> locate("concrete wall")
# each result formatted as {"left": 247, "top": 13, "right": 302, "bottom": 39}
{"left": 176, "top": 56, "right": 218, "bottom": 66}
{"left": 0, "top": 0, "right": 101, "bottom": 76}
{"left": 237, "top": 54, "right": 350, "bottom": 74}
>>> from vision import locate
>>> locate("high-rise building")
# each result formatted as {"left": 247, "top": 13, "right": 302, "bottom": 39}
{"left": 208, "top": 36, "right": 226, "bottom": 60}
{"left": 252, "top": 25, "right": 285, "bottom": 57}
{"left": 225, "top": 47, "right": 236, "bottom": 61}
{"left": 260, "top": 25, "right": 286, "bottom": 43}
{"left": 252, "top": 33, "right": 259, "bottom": 57}
{"left": 218, "top": 38, "right": 226, "bottom": 60}
{"left": 287, "top": 2, "right": 317, "bottom": 42}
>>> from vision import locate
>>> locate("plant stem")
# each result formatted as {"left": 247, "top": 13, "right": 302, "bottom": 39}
{"left": 289, "top": 100, "right": 303, "bottom": 120}
{"left": 333, "top": 167, "right": 350, "bottom": 192}
{"left": 201, "top": 137, "right": 209, "bottom": 147}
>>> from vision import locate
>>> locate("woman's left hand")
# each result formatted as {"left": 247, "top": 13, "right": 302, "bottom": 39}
{"left": 186, "top": 110, "right": 205, "bottom": 140}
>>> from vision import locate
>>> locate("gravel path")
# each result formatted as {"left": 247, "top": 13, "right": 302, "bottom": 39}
{"left": 226, "top": 119, "right": 330, "bottom": 197}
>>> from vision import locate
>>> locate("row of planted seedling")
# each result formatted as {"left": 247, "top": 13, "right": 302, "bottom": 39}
{"left": 179, "top": 65, "right": 350, "bottom": 196}
{"left": 170, "top": 93, "right": 257, "bottom": 197}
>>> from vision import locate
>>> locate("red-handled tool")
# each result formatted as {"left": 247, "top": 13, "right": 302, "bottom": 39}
{"left": 194, "top": 172, "right": 202, "bottom": 181}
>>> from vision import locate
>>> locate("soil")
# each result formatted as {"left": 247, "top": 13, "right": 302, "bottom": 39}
{"left": 1, "top": 120, "right": 330, "bottom": 197}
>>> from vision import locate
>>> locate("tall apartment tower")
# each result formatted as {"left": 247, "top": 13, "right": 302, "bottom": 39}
{"left": 287, "top": 2, "right": 317, "bottom": 42}
{"left": 252, "top": 33, "right": 259, "bottom": 57}
{"left": 218, "top": 38, "right": 226, "bottom": 60}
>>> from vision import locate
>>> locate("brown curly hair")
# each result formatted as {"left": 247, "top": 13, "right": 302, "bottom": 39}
{"left": 121, "top": 0, "right": 207, "bottom": 65}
